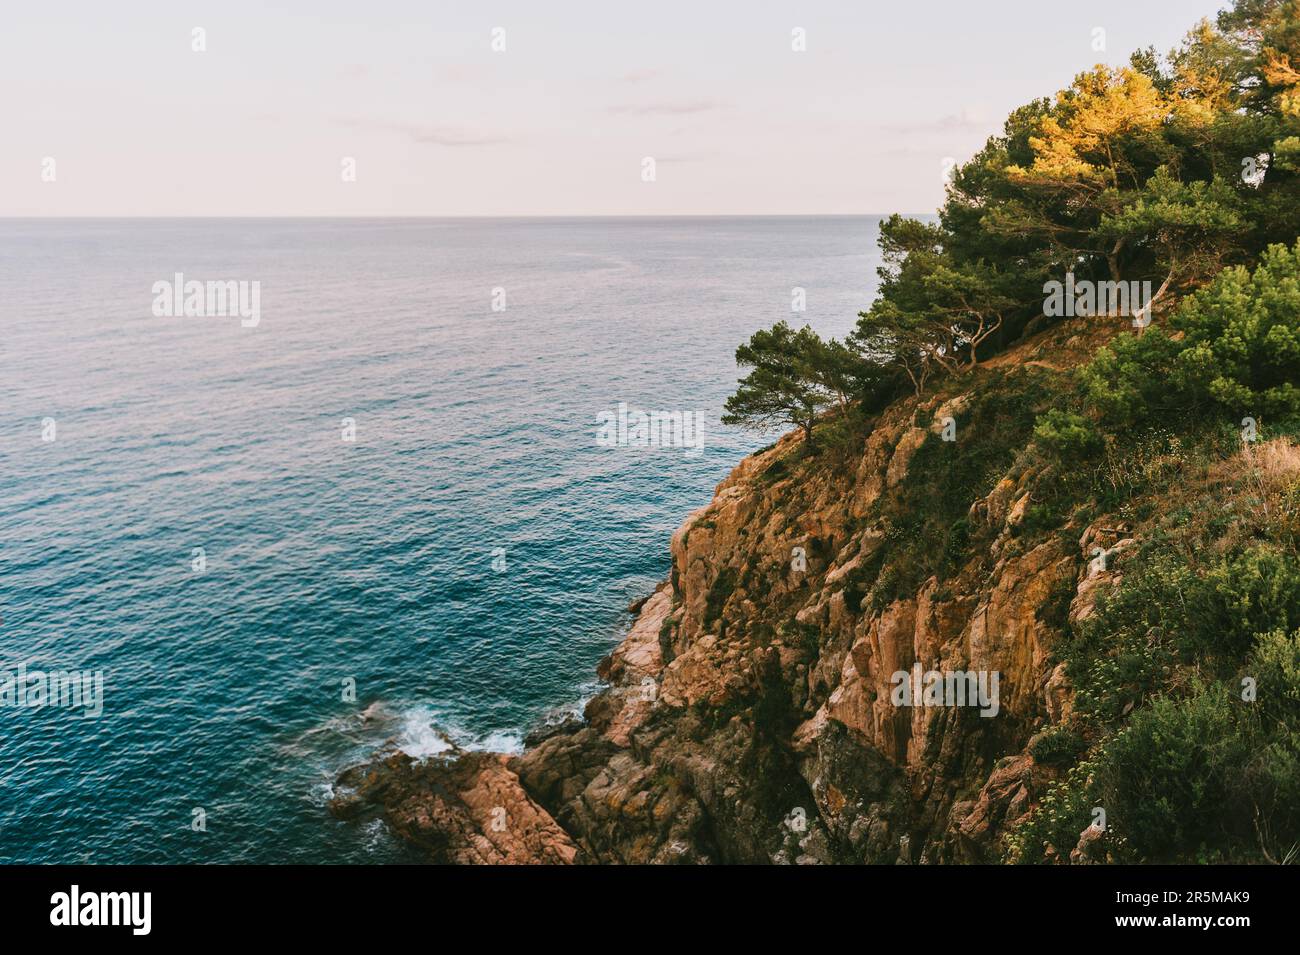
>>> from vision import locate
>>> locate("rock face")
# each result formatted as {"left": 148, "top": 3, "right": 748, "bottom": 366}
{"left": 330, "top": 323, "right": 1120, "bottom": 864}
{"left": 331, "top": 750, "right": 579, "bottom": 864}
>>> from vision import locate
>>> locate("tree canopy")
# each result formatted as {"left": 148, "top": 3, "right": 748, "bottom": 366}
{"left": 721, "top": 322, "right": 841, "bottom": 447}
{"left": 725, "top": 0, "right": 1300, "bottom": 447}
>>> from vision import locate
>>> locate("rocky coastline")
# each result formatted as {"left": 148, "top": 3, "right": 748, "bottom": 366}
{"left": 326, "top": 321, "right": 1145, "bottom": 864}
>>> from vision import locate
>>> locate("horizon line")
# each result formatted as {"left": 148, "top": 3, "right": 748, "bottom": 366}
{"left": 0, "top": 212, "right": 933, "bottom": 221}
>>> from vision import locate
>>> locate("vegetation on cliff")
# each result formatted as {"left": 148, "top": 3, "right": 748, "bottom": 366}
{"left": 725, "top": 0, "right": 1300, "bottom": 420}
{"left": 718, "top": 0, "right": 1300, "bottom": 864}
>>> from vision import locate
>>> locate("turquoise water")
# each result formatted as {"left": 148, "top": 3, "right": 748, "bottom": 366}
{"left": 0, "top": 217, "right": 880, "bottom": 862}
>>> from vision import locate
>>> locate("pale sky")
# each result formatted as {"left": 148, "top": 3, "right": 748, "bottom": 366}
{"left": 1, "top": 0, "right": 1227, "bottom": 216}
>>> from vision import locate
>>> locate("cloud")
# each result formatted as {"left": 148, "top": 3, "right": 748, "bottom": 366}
{"left": 433, "top": 64, "right": 494, "bottom": 85}
{"left": 619, "top": 68, "right": 662, "bottom": 84}
{"left": 879, "top": 107, "right": 995, "bottom": 135}
{"left": 607, "top": 100, "right": 728, "bottom": 116}
{"left": 653, "top": 152, "right": 717, "bottom": 164}
{"left": 335, "top": 118, "right": 513, "bottom": 147}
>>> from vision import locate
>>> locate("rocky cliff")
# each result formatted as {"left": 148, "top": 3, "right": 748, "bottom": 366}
{"left": 328, "top": 314, "right": 1286, "bottom": 864}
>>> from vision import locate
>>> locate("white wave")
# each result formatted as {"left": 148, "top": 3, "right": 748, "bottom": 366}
{"left": 391, "top": 703, "right": 529, "bottom": 757}
{"left": 395, "top": 706, "right": 456, "bottom": 758}
{"left": 476, "top": 729, "right": 525, "bottom": 755}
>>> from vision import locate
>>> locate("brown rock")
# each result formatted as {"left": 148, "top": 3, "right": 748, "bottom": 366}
{"left": 330, "top": 750, "right": 578, "bottom": 864}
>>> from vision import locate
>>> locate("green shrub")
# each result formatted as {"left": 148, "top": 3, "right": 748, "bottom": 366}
{"left": 1236, "top": 628, "right": 1300, "bottom": 862}
{"left": 1090, "top": 627, "right": 1300, "bottom": 863}
{"left": 1093, "top": 685, "right": 1245, "bottom": 860}
{"left": 1017, "top": 545, "right": 1300, "bottom": 863}
{"left": 1028, "top": 725, "right": 1087, "bottom": 767}
{"left": 1004, "top": 758, "right": 1103, "bottom": 864}
{"left": 1079, "top": 241, "right": 1300, "bottom": 429}
{"left": 1173, "top": 242, "right": 1300, "bottom": 418}
{"left": 1079, "top": 330, "right": 1188, "bottom": 428}
{"left": 1065, "top": 542, "right": 1300, "bottom": 723}
{"left": 1033, "top": 409, "right": 1104, "bottom": 459}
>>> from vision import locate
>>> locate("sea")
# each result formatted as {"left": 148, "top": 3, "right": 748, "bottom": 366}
{"left": 0, "top": 216, "right": 881, "bottom": 862}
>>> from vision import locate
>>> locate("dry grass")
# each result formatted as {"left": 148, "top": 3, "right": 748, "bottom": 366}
{"left": 1213, "top": 438, "right": 1300, "bottom": 539}
{"left": 1240, "top": 437, "right": 1300, "bottom": 490}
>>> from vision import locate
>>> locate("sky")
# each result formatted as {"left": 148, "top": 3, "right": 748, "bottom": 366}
{"left": 1, "top": 0, "right": 1231, "bottom": 217}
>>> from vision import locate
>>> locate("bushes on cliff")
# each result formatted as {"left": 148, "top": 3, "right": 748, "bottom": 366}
{"left": 1004, "top": 758, "right": 1103, "bottom": 864}
{"left": 1027, "top": 725, "right": 1087, "bottom": 767}
{"left": 1033, "top": 409, "right": 1104, "bottom": 459}
{"left": 1094, "top": 627, "right": 1300, "bottom": 863}
{"left": 1011, "top": 628, "right": 1300, "bottom": 863}
{"left": 1010, "top": 535, "right": 1300, "bottom": 862}
{"left": 1026, "top": 240, "right": 1300, "bottom": 538}
{"left": 1174, "top": 241, "right": 1300, "bottom": 419}
{"left": 1077, "top": 241, "right": 1300, "bottom": 432}
{"left": 1077, "top": 332, "right": 1189, "bottom": 428}
{"left": 1240, "top": 627, "right": 1300, "bottom": 863}
{"left": 1065, "top": 541, "right": 1300, "bottom": 724}
{"left": 1093, "top": 685, "right": 1245, "bottom": 859}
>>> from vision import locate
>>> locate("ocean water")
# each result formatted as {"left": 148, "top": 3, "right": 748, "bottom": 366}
{"left": 0, "top": 216, "right": 881, "bottom": 863}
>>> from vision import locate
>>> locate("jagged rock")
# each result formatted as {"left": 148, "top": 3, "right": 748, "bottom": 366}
{"left": 1006, "top": 493, "right": 1031, "bottom": 528}
{"left": 522, "top": 715, "right": 584, "bottom": 748}
{"left": 1044, "top": 662, "right": 1073, "bottom": 723}
{"left": 887, "top": 427, "right": 928, "bottom": 488}
{"left": 1070, "top": 822, "right": 1106, "bottom": 864}
{"left": 955, "top": 753, "right": 1038, "bottom": 861}
{"left": 328, "top": 751, "right": 579, "bottom": 865}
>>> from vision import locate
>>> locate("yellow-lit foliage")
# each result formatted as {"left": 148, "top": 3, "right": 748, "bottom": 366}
{"left": 1264, "top": 49, "right": 1300, "bottom": 122}
{"left": 1008, "top": 66, "right": 1170, "bottom": 190}
{"left": 1170, "top": 21, "right": 1237, "bottom": 127}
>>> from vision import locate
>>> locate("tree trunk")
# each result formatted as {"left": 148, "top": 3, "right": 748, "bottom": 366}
{"left": 1108, "top": 237, "right": 1125, "bottom": 282}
